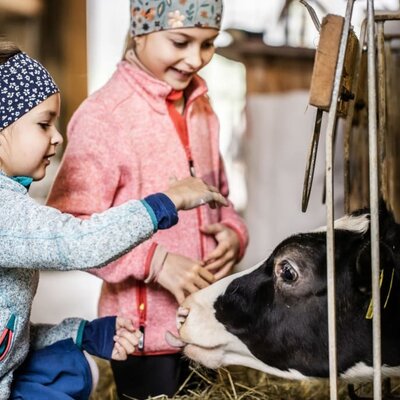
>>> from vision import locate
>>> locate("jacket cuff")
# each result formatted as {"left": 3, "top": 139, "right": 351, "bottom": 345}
{"left": 141, "top": 193, "right": 178, "bottom": 230}
{"left": 144, "top": 244, "right": 168, "bottom": 284}
{"left": 76, "top": 319, "right": 87, "bottom": 349}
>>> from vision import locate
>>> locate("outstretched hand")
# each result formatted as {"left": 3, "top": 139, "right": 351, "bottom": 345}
{"left": 111, "top": 317, "right": 142, "bottom": 360}
{"left": 163, "top": 176, "right": 228, "bottom": 211}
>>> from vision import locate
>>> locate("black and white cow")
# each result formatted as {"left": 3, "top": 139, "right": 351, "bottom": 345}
{"left": 166, "top": 208, "right": 400, "bottom": 380}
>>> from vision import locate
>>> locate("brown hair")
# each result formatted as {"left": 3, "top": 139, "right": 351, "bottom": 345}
{"left": 122, "top": 31, "right": 136, "bottom": 60}
{"left": 0, "top": 41, "right": 22, "bottom": 65}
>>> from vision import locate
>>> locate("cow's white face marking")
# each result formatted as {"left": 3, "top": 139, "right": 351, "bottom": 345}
{"left": 178, "top": 261, "right": 308, "bottom": 380}
{"left": 313, "top": 214, "right": 370, "bottom": 234}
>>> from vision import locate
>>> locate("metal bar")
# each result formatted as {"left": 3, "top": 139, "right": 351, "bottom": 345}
{"left": 374, "top": 12, "right": 400, "bottom": 21}
{"left": 367, "top": 1, "right": 382, "bottom": 399}
{"left": 325, "top": 1, "right": 356, "bottom": 398}
{"left": 302, "top": 109, "right": 323, "bottom": 212}
{"left": 377, "top": 22, "right": 387, "bottom": 201}
{"left": 384, "top": 33, "right": 400, "bottom": 40}
{"left": 299, "top": 0, "right": 321, "bottom": 32}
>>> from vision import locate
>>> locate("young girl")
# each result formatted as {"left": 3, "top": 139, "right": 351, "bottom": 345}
{"left": 47, "top": 0, "right": 249, "bottom": 398}
{"left": 0, "top": 41, "right": 226, "bottom": 400}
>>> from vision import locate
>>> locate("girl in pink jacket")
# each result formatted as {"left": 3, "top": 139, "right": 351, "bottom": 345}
{"left": 47, "top": 0, "right": 248, "bottom": 398}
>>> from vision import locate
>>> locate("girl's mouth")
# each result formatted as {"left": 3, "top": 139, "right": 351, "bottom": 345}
{"left": 43, "top": 153, "right": 55, "bottom": 165}
{"left": 171, "top": 67, "right": 194, "bottom": 80}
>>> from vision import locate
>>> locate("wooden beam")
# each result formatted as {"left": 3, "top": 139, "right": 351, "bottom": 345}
{"left": 0, "top": 0, "right": 42, "bottom": 17}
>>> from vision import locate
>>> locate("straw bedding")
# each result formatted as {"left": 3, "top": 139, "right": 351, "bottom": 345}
{"left": 90, "top": 357, "right": 400, "bottom": 399}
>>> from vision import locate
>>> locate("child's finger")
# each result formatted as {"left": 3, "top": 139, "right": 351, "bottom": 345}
{"left": 213, "top": 261, "right": 235, "bottom": 280}
{"left": 116, "top": 317, "right": 135, "bottom": 331}
{"left": 203, "top": 244, "right": 228, "bottom": 264}
{"left": 198, "top": 267, "right": 215, "bottom": 283}
{"left": 115, "top": 333, "right": 138, "bottom": 355}
{"left": 204, "top": 258, "right": 226, "bottom": 272}
{"left": 112, "top": 341, "right": 128, "bottom": 361}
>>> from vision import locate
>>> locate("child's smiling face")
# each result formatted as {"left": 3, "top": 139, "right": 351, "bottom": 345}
{"left": 134, "top": 27, "right": 219, "bottom": 90}
{"left": 0, "top": 93, "right": 62, "bottom": 181}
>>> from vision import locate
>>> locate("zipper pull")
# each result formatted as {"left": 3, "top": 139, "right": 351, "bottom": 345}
{"left": 138, "top": 325, "right": 145, "bottom": 351}
{"left": 189, "top": 159, "right": 196, "bottom": 177}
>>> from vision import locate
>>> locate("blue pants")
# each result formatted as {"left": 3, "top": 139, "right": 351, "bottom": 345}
{"left": 10, "top": 339, "right": 92, "bottom": 400}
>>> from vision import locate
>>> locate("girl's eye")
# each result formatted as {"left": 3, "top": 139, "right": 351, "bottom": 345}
{"left": 280, "top": 262, "right": 298, "bottom": 283}
{"left": 172, "top": 41, "right": 188, "bottom": 48}
{"left": 38, "top": 123, "right": 50, "bottom": 130}
{"left": 202, "top": 41, "right": 215, "bottom": 50}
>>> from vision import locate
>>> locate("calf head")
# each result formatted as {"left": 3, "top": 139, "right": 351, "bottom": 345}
{"left": 168, "top": 209, "right": 400, "bottom": 380}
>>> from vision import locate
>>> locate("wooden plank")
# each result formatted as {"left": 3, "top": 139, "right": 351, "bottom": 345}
{"left": 0, "top": 0, "right": 42, "bottom": 16}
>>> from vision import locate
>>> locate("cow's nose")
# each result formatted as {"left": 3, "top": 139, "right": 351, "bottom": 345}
{"left": 177, "top": 307, "right": 190, "bottom": 330}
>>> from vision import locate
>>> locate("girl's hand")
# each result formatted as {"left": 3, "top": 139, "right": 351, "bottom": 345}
{"left": 163, "top": 177, "right": 228, "bottom": 211}
{"left": 157, "top": 253, "right": 216, "bottom": 304}
{"left": 201, "top": 224, "right": 241, "bottom": 280}
{"left": 111, "top": 317, "right": 142, "bottom": 360}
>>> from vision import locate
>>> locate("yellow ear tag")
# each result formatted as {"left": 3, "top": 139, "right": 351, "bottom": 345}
{"left": 365, "top": 269, "right": 394, "bottom": 319}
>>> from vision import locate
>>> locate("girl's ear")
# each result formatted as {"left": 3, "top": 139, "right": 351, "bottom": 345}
{"left": 122, "top": 35, "right": 137, "bottom": 60}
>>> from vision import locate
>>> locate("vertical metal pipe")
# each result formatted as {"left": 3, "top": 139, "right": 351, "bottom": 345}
{"left": 377, "top": 22, "right": 387, "bottom": 198}
{"left": 367, "top": 1, "right": 382, "bottom": 399}
{"left": 325, "top": 1, "right": 355, "bottom": 398}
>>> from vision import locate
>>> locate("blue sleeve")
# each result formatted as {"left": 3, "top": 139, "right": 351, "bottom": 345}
{"left": 77, "top": 316, "right": 116, "bottom": 360}
{"left": 141, "top": 193, "right": 178, "bottom": 230}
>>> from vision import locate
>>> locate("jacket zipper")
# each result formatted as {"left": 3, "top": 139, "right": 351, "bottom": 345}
{"left": 137, "top": 283, "right": 146, "bottom": 352}
{"left": 136, "top": 98, "right": 206, "bottom": 354}
{"left": 137, "top": 243, "right": 156, "bottom": 352}
{"left": 181, "top": 109, "right": 204, "bottom": 260}
{"left": 0, "top": 314, "right": 16, "bottom": 361}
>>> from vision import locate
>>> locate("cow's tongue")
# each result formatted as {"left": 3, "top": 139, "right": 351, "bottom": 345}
{"left": 165, "top": 331, "right": 185, "bottom": 348}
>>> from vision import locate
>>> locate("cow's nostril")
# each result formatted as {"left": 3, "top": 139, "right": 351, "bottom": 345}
{"left": 177, "top": 315, "right": 186, "bottom": 330}
{"left": 176, "top": 307, "right": 190, "bottom": 330}
{"left": 178, "top": 307, "right": 189, "bottom": 317}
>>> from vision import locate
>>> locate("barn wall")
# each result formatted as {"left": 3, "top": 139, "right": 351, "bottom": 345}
{"left": 220, "top": 39, "right": 345, "bottom": 267}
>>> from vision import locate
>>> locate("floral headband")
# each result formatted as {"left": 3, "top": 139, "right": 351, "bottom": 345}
{"left": 130, "top": 0, "right": 223, "bottom": 37}
{"left": 0, "top": 52, "right": 59, "bottom": 131}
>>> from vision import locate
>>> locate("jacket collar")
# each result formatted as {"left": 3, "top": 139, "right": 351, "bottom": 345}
{"left": 0, "top": 172, "right": 28, "bottom": 195}
{"left": 117, "top": 57, "right": 208, "bottom": 114}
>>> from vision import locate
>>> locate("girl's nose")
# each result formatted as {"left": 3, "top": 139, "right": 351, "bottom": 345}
{"left": 186, "top": 47, "right": 202, "bottom": 70}
{"left": 51, "top": 128, "right": 63, "bottom": 146}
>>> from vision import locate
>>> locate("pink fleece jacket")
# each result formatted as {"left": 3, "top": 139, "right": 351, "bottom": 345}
{"left": 47, "top": 61, "right": 248, "bottom": 354}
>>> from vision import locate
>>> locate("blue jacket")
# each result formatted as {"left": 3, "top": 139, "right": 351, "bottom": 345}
{"left": 0, "top": 173, "right": 157, "bottom": 399}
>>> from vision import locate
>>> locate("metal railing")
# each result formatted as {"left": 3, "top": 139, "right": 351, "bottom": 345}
{"left": 323, "top": 1, "right": 400, "bottom": 399}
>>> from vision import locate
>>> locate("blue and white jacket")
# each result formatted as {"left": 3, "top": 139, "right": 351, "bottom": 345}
{"left": 0, "top": 173, "right": 165, "bottom": 399}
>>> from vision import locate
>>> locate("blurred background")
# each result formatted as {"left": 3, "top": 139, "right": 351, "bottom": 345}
{"left": 0, "top": 0, "right": 399, "bottom": 324}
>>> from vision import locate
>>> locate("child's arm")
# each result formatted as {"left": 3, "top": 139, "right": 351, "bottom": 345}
{"left": 30, "top": 317, "right": 141, "bottom": 360}
{"left": 0, "top": 177, "right": 225, "bottom": 271}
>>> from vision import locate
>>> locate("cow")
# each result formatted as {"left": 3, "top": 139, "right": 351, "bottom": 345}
{"left": 166, "top": 208, "right": 400, "bottom": 381}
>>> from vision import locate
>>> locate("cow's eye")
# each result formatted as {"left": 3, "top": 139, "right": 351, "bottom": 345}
{"left": 281, "top": 262, "right": 298, "bottom": 283}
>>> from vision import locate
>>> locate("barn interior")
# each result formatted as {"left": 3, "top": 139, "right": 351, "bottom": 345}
{"left": 1, "top": 0, "right": 400, "bottom": 399}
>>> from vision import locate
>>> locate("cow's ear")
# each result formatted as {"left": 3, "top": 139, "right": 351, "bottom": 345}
{"left": 354, "top": 240, "right": 396, "bottom": 294}
{"left": 355, "top": 242, "right": 372, "bottom": 295}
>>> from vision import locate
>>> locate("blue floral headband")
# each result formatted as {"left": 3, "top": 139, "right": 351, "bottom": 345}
{"left": 0, "top": 52, "right": 59, "bottom": 131}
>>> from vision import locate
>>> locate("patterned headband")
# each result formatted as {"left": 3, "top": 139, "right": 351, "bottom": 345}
{"left": 0, "top": 52, "right": 59, "bottom": 131}
{"left": 130, "top": 0, "right": 223, "bottom": 37}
